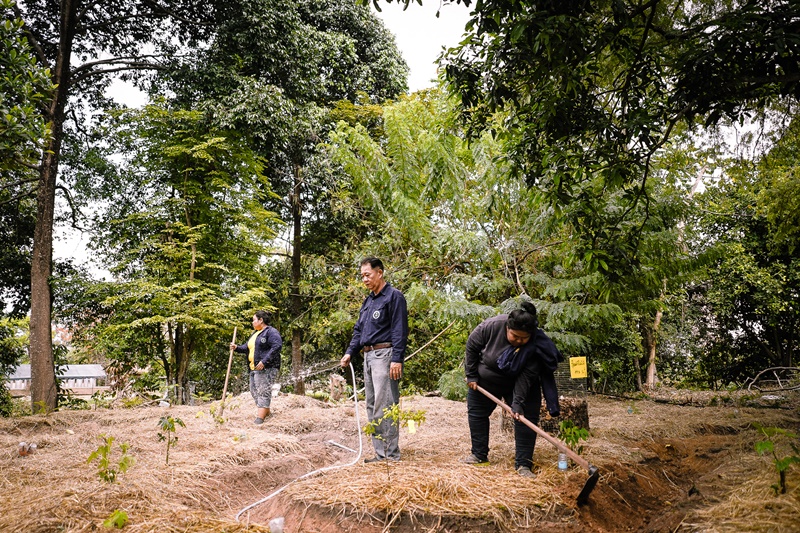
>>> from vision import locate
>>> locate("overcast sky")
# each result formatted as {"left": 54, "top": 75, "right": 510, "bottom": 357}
{"left": 373, "top": 2, "right": 472, "bottom": 92}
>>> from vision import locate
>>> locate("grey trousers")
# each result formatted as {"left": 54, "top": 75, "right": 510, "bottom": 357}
{"left": 250, "top": 367, "right": 278, "bottom": 408}
{"left": 364, "top": 347, "right": 400, "bottom": 459}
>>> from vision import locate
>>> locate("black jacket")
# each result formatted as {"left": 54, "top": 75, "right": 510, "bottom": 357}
{"left": 465, "top": 314, "right": 562, "bottom": 416}
{"left": 234, "top": 326, "right": 282, "bottom": 370}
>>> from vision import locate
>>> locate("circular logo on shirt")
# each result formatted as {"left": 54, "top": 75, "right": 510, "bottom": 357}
{"left": 372, "top": 310, "right": 381, "bottom": 319}
{"left": 260, "top": 337, "right": 266, "bottom": 343}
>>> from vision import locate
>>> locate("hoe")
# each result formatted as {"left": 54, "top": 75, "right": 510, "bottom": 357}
{"left": 475, "top": 384, "right": 600, "bottom": 505}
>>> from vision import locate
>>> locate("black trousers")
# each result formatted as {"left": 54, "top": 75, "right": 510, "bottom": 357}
{"left": 467, "top": 380, "right": 541, "bottom": 469}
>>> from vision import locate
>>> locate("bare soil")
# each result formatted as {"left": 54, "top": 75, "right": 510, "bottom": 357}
{"left": 1, "top": 389, "right": 799, "bottom": 532}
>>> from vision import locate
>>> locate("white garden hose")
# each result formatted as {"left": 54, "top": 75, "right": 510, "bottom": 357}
{"left": 235, "top": 362, "right": 363, "bottom": 522}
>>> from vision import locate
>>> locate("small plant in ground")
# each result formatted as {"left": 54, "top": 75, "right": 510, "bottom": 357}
{"left": 363, "top": 403, "right": 427, "bottom": 438}
{"left": 363, "top": 404, "right": 426, "bottom": 480}
{"left": 559, "top": 420, "right": 590, "bottom": 454}
{"left": 193, "top": 390, "right": 213, "bottom": 403}
{"left": 103, "top": 509, "right": 128, "bottom": 529}
{"left": 122, "top": 396, "right": 143, "bottom": 408}
{"left": 87, "top": 434, "right": 133, "bottom": 483}
{"left": 33, "top": 400, "right": 49, "bottom": 415}
{"left": 754, "top": 422, "right": 800, "bottom": 495}
{"left": 207, "top": 403, "right": 225, "bottom": 425}
{"left": 91, "top": 392, "right": 114, "bottom": 410}
{"left": 157, "top": 415, "right": 185, "bottom": 465}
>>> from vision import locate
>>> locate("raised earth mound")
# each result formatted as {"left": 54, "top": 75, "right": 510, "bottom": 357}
{"left": 1, "top": 388, "right": 798, "bottom": 532}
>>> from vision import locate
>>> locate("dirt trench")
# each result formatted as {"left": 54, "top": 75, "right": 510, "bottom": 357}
{"left": 226, "top": 395, "right": 800, "bottom": 532}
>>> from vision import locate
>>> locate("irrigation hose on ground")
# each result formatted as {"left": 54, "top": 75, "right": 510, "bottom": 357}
{"left": 235, "top": 362, "right": 364, "bottom": 522}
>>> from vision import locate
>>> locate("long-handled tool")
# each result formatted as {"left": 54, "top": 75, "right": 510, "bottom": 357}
{"left": 475, "top": 384, "right": 600, "bottom": 505}
{"left": 220, "top": 327, "right": 237, "bottom": 417}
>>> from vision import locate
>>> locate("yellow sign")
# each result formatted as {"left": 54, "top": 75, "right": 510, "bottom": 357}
{"left": 569, "top": 357, "right": 587, "bottom": 379}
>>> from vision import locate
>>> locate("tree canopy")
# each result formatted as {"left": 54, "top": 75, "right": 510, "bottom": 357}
{"left": 436, "top": 0, "right": 800, "bottom": 275}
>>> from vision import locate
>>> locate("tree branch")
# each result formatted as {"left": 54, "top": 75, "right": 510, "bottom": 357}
{"left": 55, "top": 185, "right": 86, "bottom": 231}
{"left": 70, "top": 62, "right": 168, "bottom": 87}
{"left": 0, "top": 186, "right": 37, "bottom": 206}
{"left": 0, "top": 175, "right": 40, "bottom": 190}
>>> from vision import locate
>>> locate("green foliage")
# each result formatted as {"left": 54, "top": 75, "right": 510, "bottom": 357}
{"left": 157, "top": 415, "right": 185, "bottom": 465}
{"left": 0, "top": 385, "right": 12, "bottom": 417}
{"left": 121, "top": 397, "right": 143, "bottom": 409}
{"left": 0, "top": 4, "right": 54, "bottom": 313}
{"left": 87, "top": 435, "right": 134, "bottom": 483}
{"left": 32, "top": 400, "right": 48, "bottom": 415}
{"left": 559, "top": 420, "right": 590, "bottom": 455}
{"left": 437, "top": 0, "right": 800, "bottom": 278}
{"left": 754, "top": 423, "right": 800, "bottom": 495}
{"left": 437, "top": 367, "right": 467, "bottom": 402}
{"left": 103, "top": 509, "right": 129, "bottom": 529}
{"left": 64, "top": 103, "right": 282, "bottom": 404}
{"left": 363, "top": 403, "right": 426, "bottom": 438}
{"left": 684, "top": 134, "right": 800, "bottom": 385}
{"left": 59, "top": 394, "right": 90, "bottom": 411}
{"left": 91, "top": 392, "right": 114, "bottom": 410}
{"left": 0, "top": 319, "right": 25, "bottom": 412}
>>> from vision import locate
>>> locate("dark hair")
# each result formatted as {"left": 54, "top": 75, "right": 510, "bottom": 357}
{"left": 254, "top": 310, "right": 271, "bottom": 324}
{"left": 507, "top": 301, "right": 538, "bottom": 333}
{"left": 360, "top": 256, "right": 384, "bottom": 271}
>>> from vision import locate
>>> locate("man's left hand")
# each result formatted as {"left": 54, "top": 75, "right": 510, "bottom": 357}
{"left": 390, "top": 362, "right": 402, "bottom": 380}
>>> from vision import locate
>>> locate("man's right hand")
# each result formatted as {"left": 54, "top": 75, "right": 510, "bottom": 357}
{"left": 340, "top": 353, "right": 351, "bottom": 367}
{"left": 466, "top": 379, "right": 478, "bottom": 391}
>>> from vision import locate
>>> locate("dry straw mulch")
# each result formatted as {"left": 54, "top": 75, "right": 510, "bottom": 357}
{"left": 2, "top": 389, "right": 799, "bottom": 532}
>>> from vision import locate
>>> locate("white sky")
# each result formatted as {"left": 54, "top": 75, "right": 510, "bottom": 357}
{"left": 373, "top": 2, "right": 472, "bottom": 92}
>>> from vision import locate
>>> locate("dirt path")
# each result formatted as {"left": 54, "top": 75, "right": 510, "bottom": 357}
{"left": 1, "top": 390, "right": 798, "bottom": 532}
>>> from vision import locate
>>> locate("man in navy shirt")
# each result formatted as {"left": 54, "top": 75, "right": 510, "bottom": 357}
{"left": 341, "top": 257, "right": 408, "bottom": 462}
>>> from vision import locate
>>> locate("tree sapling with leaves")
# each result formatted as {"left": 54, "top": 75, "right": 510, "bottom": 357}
{"left": 157, "top": 415, "right": 185, "bottom": 465}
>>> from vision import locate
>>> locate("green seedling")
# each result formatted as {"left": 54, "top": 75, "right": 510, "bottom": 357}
{"left": 363, "top": 404, "right": 426, "bottom": 480}
{"left": 103, "top": 509, "right": 128, "bottom": 529}
{"left": 157, "top": 415, "right": 185, "bottom": 465}
{"left": 754, "top": 423, "right": 800, "bottom": 495}
{"left": 87, "top": 434, "right": 133, "bottom": 483}
{"left": 33, "top": 400, "right": 49, "bottom": 415}
{"left": 559, "top": 420, "right": 590, "bottom": 455}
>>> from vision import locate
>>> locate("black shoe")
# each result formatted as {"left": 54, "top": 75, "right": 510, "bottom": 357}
{"left": 254, "top": 417, "right": 264, "bottom": 425}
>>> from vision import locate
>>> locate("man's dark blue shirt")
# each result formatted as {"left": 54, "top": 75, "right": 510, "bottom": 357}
{"left": 346, "top": 283, "right": 408, "bottom": 363}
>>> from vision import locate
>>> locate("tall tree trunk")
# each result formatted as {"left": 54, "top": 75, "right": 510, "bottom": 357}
{"left": 644, "top": 308, "right": 663, "bottom": 389}
{"left": 643, "top": 279, "right": 667, "bottom": 390}
{"left": 633, "top": 348, "right": 643, "bottom": 392}
{"left": 29, "top": 0, "right": 78, "bottom": 412}
{"left": 175, "top": 323, "right": 192, "bottom": 404}
{"left": 290, "top": 164, "right": 304, "bottom": 395}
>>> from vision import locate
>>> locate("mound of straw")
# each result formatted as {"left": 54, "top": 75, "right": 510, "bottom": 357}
{"left": 286, "top": 459, "right": 569, "bottom": 530}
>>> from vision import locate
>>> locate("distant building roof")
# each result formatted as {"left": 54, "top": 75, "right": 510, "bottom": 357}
{"left": 8, "top": 364, "right": 106, "bottom": 380}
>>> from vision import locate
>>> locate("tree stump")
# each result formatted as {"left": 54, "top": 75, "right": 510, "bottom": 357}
{"left": 329, "top": 374, "right": 346, "bottom": 402}
{"left": 539, "top": 396, "right": 590, "bottom": 434}
{"left": 500, "top": 397, "right": 589, "bottom": 435}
